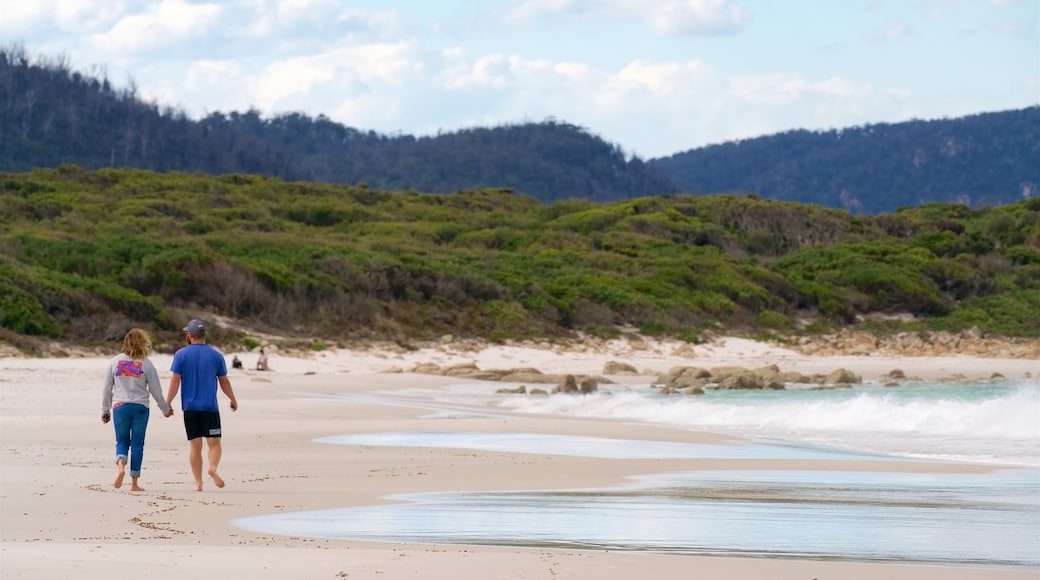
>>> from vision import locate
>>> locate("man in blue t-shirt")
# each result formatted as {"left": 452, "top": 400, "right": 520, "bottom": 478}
{"left": 166, "top": 319, "right": 239, "bottom": 491}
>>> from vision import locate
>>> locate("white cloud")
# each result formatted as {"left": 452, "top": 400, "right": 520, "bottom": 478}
{"left": 400, "top": 47, "right": 909, "bottom": 156}
{"left": 864, "top": 19, "right": 913, "bottom": 45}
{"left": 730, "top": 74, "right": 860, "bottom": 106}
{"left": 711, "top": 73, "right": 913, "bottom": 145}
{"left": 439, "top": 52, "right": 559, "bottom": 90}
{"left": 173, "top": 60, "right": 250, "bottom": 112}
{"left": 233, "top": 42, "right": 422, "bottom": 122}
{"left": 330, "top": 93, "right": 405, "bottom": 128}
{"left": 503, "top": 0, "right": 591, "bottom": 23}
{"left": 532, "top": 63, "right": 915, "bottom": 154}
{"left": 87, "top": 0, "right": 223, "bottom": 56}
{"left": 184, "top": 60, "right": 245, "bottom": 94}
{"left": 275, "top": 0, "right": 340, "bottom": 22}
{"left": 338, "top": 42, "right": 421, "bottom": 86}
{"left": 501, "top": 0, "right": 750, "bottom": 36}
{"left": 225, "top": 2, "right": 397, "bottom": 44}
{"left": 347, "top": 43, "right": 923, "bottom": 156}
{"left": 636, "top": 0, "right": 752, "bottom": 36}
{"left": 0, "top": 0, "right": 121, "bottom": 38}
{"left": 884, "top": 21, "right": 910, "bottom": 41}
{"left": 615, "top": 60, "right": 714, "bottom": 95}
{"left": 54, "top": 0, "right": 122, "bottom": 31}
{"left": 0, "top": 0, "right": 59, "bottom": 35}
{"left": 255, "top": 56, "right": 336, "bottom": 109}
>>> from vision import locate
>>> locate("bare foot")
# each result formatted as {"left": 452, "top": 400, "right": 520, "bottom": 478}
{"left": 130, "top": 484, "right": 145, "bottom": 492}
{"left": 208, "top": 468, "right": 225, "bottom": 488}
{"left": 193, "top": 481, "right": 203, "bottom": 492}
{"left": 114, "top": 460, "right": 126, "bottom": 489}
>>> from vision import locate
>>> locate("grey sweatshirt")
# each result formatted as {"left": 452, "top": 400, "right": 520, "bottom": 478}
{"left": 101, "top": 354, "right": 172, "bottom": 415}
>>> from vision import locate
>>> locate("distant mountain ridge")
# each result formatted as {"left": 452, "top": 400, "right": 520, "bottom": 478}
{"left": 1, "top": 46, "right": 1036, "bottom": 213}
{"left": 650, "top": 107, "right": 1040, "bottom": 214}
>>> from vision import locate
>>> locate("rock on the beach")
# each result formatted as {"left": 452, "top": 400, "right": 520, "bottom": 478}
{"left": 655, "top": 366, "right": 710, "bottom": 387}
{"left": 602, "top": 361, "right": 639, "bottom": 375}
{"left": 825, "top": 368, "right": 861, "bottom": 385}
{"left": 442, "top": 362, "right": 481, "bottom": 376}
{"left": 501, "top": 371, "right": 560, "bottom": 384}
{"left": 709, "top": 366, "right": 749, "bottom": 381}
{"left": 553, "top": 374, "right": 579, "bottom": 394}
{"left": 409, "top": 362, "right": 443, "bottom": 375}
{"left": 652, "top": 363, "right": 869, "bottom": 393}
{"left": 715, "top": 370, "right": 761, "bottom": 390}
{"left": 551, "top": 374, "right": 598, "bottom": 394}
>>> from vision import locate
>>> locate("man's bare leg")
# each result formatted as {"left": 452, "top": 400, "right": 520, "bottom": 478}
{"left": 113, "top": 457, "right": 126, "bottom": 489}
{"left": 206, "top": 437, "right": 225, "bottom": 488}
{"left": 130, "top": 476, "right": 144, "bottom": 492}
{"left": 189, "top": 438, "right": 205, "bottom": 491}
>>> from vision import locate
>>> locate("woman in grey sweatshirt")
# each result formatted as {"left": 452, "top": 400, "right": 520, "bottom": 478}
{"left": 101, "top": 328, "right": 173, "bottom": 490}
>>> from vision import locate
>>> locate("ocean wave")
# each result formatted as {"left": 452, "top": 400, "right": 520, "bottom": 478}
{"left": 493, "top": 381, "right": 1040, "bottom": 465}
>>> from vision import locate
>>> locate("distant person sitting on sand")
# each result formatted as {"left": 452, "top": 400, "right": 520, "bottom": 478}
{"left": 231, "top": 355, "right": 243, "bottom": 369}
{"left": 256, "top": 349, "right": 269, "bottom": 371}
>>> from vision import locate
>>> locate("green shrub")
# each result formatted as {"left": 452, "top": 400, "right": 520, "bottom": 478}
{"left": 0, "top": 282, "right": 58, "bottom": 335}
{"left": 1003, "top": 245, "right": 1040, "bottom": 265}
{"left": 913, "top": 231, "right": 966, "bottom": 257}
{"left": 935, "top": 290, "right": 1040, "bottom": 336}
{"left": 757, "top": 309, "right": 791, "bottom": 329}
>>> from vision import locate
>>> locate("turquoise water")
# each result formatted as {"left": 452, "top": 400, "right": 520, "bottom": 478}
{"left": 234, "top": 466, "right": 1040, "bottom": 567}
{"left": 234, "top": 379, "right": 1040, "bottom": 568}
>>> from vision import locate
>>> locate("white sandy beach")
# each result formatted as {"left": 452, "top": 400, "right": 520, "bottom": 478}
{"left": 1, "top": 336, "right": 1037, "bottom": 579}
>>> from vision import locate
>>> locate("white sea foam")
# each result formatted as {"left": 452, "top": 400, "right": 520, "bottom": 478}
{"left": 489, "top": 381, "right": 1040, "bottom": 466}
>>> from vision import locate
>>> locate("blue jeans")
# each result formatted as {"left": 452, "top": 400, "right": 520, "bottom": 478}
{"left": 113, "top": 403, "right": 150, "bottom": 477}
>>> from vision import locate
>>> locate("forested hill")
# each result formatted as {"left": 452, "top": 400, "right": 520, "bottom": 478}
{"left": 651, "top": 107, "right": 1040, "bottom": 214}
{"left": 1, "top": 47, "right": 1037, "bottom": 213}
{"left": 0, "top": 47, "right": 674, "bottom": 202}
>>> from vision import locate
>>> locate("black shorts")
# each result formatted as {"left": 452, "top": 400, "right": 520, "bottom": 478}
{"left": 183, "top": 410, "right": 222, "bottom": 440}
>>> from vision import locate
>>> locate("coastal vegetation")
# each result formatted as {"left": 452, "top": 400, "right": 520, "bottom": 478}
{"left": 2, "top": 166, "right": 1038, "bottom": 352}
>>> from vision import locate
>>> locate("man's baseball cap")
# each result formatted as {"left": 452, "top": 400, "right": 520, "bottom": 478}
{"left": 183, "top": 319, "right": 206, "bottom": 336}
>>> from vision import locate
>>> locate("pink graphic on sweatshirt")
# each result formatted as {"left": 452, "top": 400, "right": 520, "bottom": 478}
{"left": 116, "top": 360, "right": 144, "bottom": 377}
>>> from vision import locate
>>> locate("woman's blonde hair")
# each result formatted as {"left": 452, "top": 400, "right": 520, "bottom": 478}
{"left": 122, "top": 328, "right": 152, "bottom": 359}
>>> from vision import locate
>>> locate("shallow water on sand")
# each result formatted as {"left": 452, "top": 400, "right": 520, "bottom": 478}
{"left": 233, "top": 432, "right": 1040, "bottom": 569}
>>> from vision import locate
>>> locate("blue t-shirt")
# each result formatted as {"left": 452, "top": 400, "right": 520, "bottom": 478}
{"left": 170, "top": 343, "right": 228, "bottom": 412}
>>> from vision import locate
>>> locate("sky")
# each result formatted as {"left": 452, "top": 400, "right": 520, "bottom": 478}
{"left": 1, "top": 0, "right": 1037, "bottom": 159}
